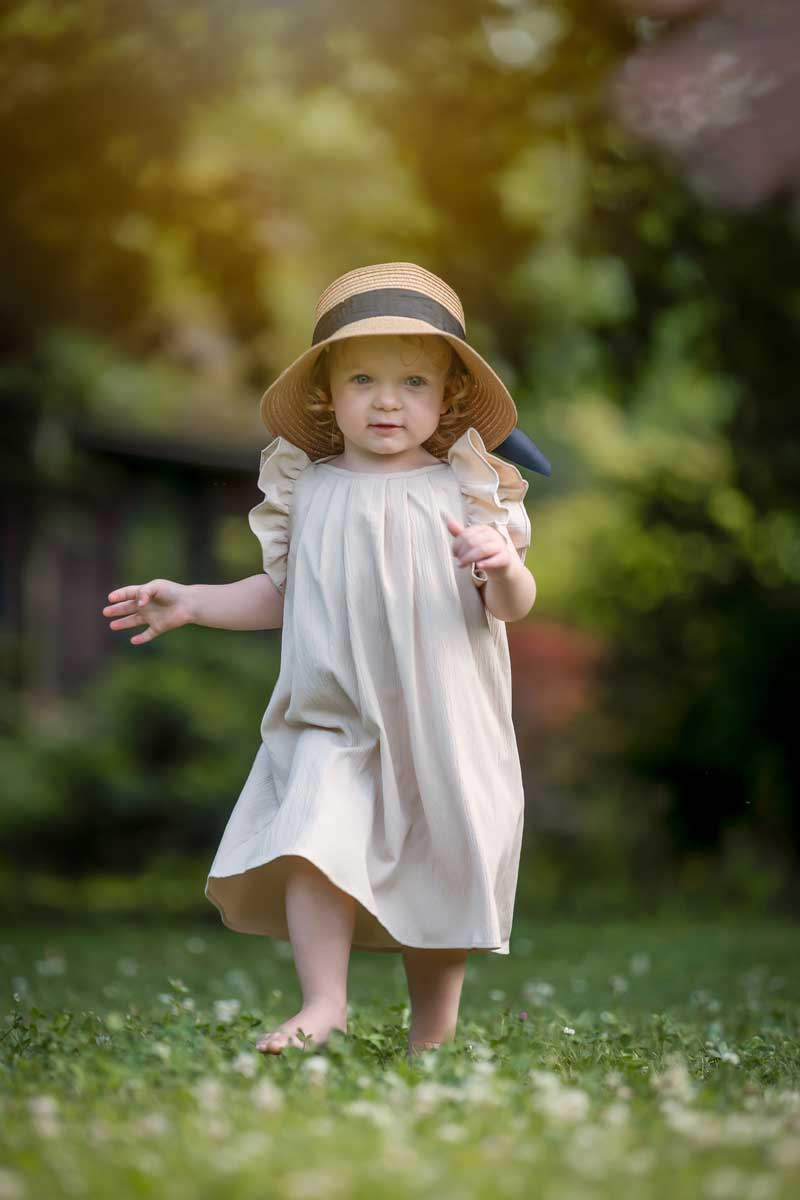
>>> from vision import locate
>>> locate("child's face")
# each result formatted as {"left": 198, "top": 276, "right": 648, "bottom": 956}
{"left": 327, "top": 335, "right": 451, "bottom": 461}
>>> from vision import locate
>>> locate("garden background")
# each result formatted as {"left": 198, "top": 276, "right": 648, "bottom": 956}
{"left": 3, "top": 0, "right": 798, "bottom": 920}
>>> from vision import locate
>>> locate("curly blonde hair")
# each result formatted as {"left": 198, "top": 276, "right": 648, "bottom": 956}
{"left": 304, "top": 335, "right": 478, "bottom": 457}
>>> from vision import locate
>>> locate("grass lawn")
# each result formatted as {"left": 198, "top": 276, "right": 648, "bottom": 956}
{"left": 1, "top": 914, "right": 799, "bottom": 1199}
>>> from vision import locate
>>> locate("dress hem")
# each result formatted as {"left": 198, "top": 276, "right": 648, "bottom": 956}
{"left": 205, "top": 847, "right": 510, "bottom": 956}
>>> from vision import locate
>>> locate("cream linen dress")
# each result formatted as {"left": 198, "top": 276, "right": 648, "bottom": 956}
{"left": 205, "top": 425, "right": 532, "bottom": 955}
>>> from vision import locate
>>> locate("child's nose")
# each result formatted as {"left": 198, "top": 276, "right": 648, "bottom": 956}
{"left": 376, "top": 382, "right": 402, "bottom": 403}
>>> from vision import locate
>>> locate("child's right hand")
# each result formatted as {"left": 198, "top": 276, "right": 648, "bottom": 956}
{"left": 102, "top": 579, "right": 192, "bottom": 645}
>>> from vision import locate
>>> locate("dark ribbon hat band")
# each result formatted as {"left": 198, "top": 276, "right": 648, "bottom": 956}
{"left": 312, "top": 287, "right": 467, "bottom": 345}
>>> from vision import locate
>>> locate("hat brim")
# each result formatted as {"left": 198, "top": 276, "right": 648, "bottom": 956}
{"left": 259, "top": 316, "right": 518, "bottom": 459}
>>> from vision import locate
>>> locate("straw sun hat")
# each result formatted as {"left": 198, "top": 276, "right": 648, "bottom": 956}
{"left": 259, "top": 262, "right": 551, "bottom": 476}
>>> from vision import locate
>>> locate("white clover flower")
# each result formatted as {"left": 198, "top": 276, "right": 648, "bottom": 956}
{"left": 488, "top": 989, "right": 506, "bottom": 1002}
{"left": 151, "top": 1041, "right": 171, "bottom": 1061}
{"left": 565, "top": 1122, "right": 625, "bottom": 1174}
{"left": 343, "top": 1100, "right": 395, "bottom": 1130}
{"left": 775, "top": 1088, "right": 799, "bottom": 1111}
{"left": 0, "top": 1167, "right": 25, "bottom": 1199}
{"left": 609, "top": 975, "right": 629, "bottom": 993}
{"left": 661, "top": 1100, "right": 722, "bottom": 1146}
{"left": 382, "top": 1070, "right": 408, "bottom": 1093}
{"left": 720, "top": 1112, "right": 782, "bottom": 1145}
{"left": 529, "top": 1070, "right": 590, "bottom": 1124}
{"left": 720, "top": 1049, "right": 741, "bottom": 1065}
{"left": 197, "top": 1115, "right": 233, "bottom": 1141}
{"left": 650, "top": 1054, "right": 696, "bottom": 1105}
{"left": 192, "top": 1077, "right": 223, "bottom": 1111}
{"left": 522, "top": 979, "right": 555, "bottom": 1005}
{"left": 535, "top": 1086, "right": 590, "bottom": 1125}
{"left": 137, "top": 1111, "right": 170, "bottom": 1137}
{"left": 230, "top": 1051, "right": 259, "bottom": 1078}
{"left": 630, "top": 952, "right": 651, "bottom": 976}
{"left": 413, "top": 1081, "right": 453, "bottom": 1113}
{"left": 467, "top": 1042, "right": 494, "bottom": 1062}
{"left": 185, "top": 937, "right": 207, "bottom": 955}
{"left": 303, "top": 1055, "right": 330, "bottom": 1085}
{"left": 529, "top": 1068, "right": 561, "bottom": 1091}
{"left": 437, "top": 1122, "right": 467, "bottom": 1142}
{"left": 602, "top": 1101, "right": 630, "bottom": 1126}
{"left": 563, "top": 1026, "right": 576, "bottom": 1036}
{"left": 27, "top": 1094, "right": 60, "bottom": 1138}
{"left": 213, "top": 999, "right": 241, "bottom": 1024}
{"left": 27, "top": 1095, "right": 59, "bottom": 1118}
{"left": 250, "top": 1077, "right": 284, "bottom": 1112}
{"left": 116, "top": 957, "right": 139, "bottom": 977}
{"left": 461, "top": 1076, "right": 502, "bottom": 1106}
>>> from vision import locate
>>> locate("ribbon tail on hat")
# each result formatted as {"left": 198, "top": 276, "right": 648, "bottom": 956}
{"left": 491, "top": 426, "right": 552, "bottom": 477}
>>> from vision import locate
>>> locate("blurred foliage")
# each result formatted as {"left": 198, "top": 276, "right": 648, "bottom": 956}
{"left": 3, "top": 0, "right": 800, "bottom": 903}
{"left": 0, "top": 626, "right": 281, "bottom": 874}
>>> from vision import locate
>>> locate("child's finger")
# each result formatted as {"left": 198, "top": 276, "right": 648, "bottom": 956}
{"left": 455, "top": 536, "right": 501, "bottom": 566}
{"left": 102, "top": 598, "right": 141, "bottom": 617}
{"left": 109, "top": 613, "right": 148, "bottom": 632}
{"left": 474, "top": 551, "right": 509, "bottom": 570}
{"left": 106, "top": 584, "right": 141, "bottom": 604}
{"left": 444, "top": 513, "right": 464, "bottom": 537}
{"left": 130, "top": 626, "right": 158, "bottom": 645}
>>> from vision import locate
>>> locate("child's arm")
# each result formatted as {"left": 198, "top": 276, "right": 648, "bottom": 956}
{"left": 480, "top": 559, "right": 537, "bottom": 623}
{"left": 184, "top": 575, "right": 284, "bottom": 632}
{"left": 103, "top": 574, "right": 283, "bottom": 645}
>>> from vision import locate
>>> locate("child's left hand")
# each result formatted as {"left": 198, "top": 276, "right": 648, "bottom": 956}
{"left": 445, "top": 515, "right": 518, "bottom": 579}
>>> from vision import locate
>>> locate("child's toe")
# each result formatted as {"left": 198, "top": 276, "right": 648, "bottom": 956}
{"left": 256, "top": 1032, "right": 282, "bottom": 1054}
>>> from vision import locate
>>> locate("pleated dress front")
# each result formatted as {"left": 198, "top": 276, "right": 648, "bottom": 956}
{"left": 205, "top": 425, "right": 533, "bottom": 955}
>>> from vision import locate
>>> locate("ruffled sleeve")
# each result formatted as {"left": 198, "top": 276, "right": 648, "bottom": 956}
{"left": 447, "top": 425, "right": 532, "bottom": 587}
{"left": 248, "top": 435, "right": 312, "bottom": 597}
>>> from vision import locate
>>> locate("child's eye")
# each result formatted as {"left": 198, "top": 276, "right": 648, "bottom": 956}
{"left": 350, "top": 374, "right": 427, "bottom": 386}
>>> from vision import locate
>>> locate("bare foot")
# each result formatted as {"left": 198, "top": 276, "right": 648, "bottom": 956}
{"left": 406, "top": 1038, "right": 444, "bottom": 1064}
{"left": 256, "top": 1003, "right": 347, "bottom": 1055}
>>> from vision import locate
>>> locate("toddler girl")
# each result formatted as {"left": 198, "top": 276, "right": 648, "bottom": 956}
{"left": 102, "top": 263, "right": 548, "bottom": 1062}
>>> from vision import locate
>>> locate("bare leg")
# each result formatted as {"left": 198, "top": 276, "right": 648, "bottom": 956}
{"left": 256, "top": 856, "right": 356, "bottom": 1054}
{"left": 402, "top": 947, "right": 468, "bottom": 1060}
